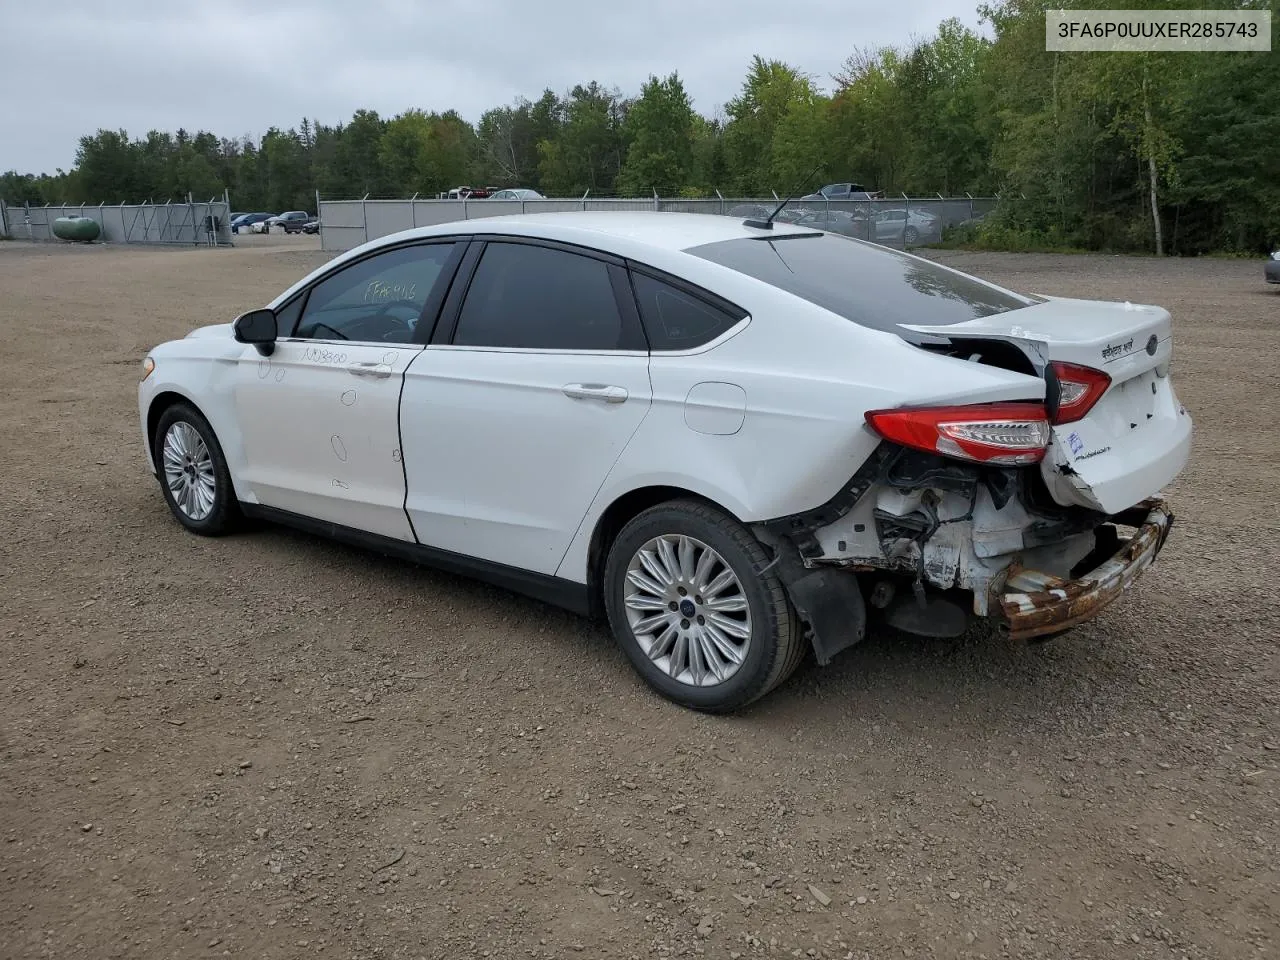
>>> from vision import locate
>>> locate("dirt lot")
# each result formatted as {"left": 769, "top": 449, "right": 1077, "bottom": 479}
{"left": 1, "top": 233, "right": 1277, "bottom": 960}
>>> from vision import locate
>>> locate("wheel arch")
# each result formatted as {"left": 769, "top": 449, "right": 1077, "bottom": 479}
{"left": 146, "top": 389, "right": 202, "bottom": 468}
{"left": 144, "top": 388, "right": 250, "bottom": 503}
{"left": 583, "top": 484, "right": 735, "bottom": 618}
{"left": 580, "top": 481, "right": 869, "bottom": 670}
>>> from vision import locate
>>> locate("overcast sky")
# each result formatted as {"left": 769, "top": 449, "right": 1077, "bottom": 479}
{"left": 1, "top": 0, "right": 982, "bottom": 175}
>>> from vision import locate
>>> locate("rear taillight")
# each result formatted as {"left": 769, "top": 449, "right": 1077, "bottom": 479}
{"left": 865, "top": 402, "right": 1050, "bottom": 466}
{"left": 1048, "top": 362, "right": 1110, "bottom": 424}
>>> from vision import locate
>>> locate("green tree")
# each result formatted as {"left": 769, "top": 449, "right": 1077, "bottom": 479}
{"left": 261, "top": 128, "right": 309, "bottom": 210}
{"left": 722, "top": 57, "right": 818, "bottom": 194}
{"left": 538, "top": 82, "right": 626, "bottom": 195}
{"left": 618, "top": 73, "right": 696, "bottom": 196}
{"left": 828, "top": 48, "right": 908, "bottom": 193}
{"left": 477, "top": 97, "right": 550, "bottom": 187}
{"left": 336, "top": 109, "right": 389, "bottom": 197}
{"left": 381, "top": 110, "right": 477, "bottom": 196}
{"left": 75, "top": 129, "right": 140, "bottom": 202}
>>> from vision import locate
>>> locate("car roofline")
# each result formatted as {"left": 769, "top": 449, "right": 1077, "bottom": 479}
{"left": 266, "top": 212, "right": 821, "bottom": 309}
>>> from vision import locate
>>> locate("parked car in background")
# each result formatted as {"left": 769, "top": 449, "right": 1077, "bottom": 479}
{"left": 773, "top": 207, "right": 809, "bottom": 224}
{"left": 873, "top": 207, "right": 942, "bottom": 245}
{"left": 137, "top": 211, "right": 1191, "bottom": 713}
{"left": 793, "top": 209, "right": 870, "bottom": 239}
{"left": 265, "top": 211, "right": 312, "bottom": 234}
{"left": 1266, "top": 251, "right": 1280, "bottom": 284}
{"left": 442, "top": 186, "right": 496, "bottom": 199}
{"left": 302, "top": 217, "right": 320, "bottom": 235}
{"left": 802, "top": 182, "right": 880, "bottom": 202}
{"left": 725, "top": 204, "right": 810, "bottom": 224}
{"left": 231, "top": 212, "right": 273, "bottom": 234}
{"left": 488, "top": 188, "right": 545, "bottom": 201}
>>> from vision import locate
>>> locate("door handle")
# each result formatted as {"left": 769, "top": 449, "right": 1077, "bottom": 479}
{"left": 562, "top": 383, "right": 628, "bottom": 403}
{"left": 346, "top": 362, "right": 392, "bottom": 379}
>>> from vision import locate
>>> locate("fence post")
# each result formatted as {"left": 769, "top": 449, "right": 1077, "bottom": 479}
{"left": 653, "top": 188, "right": 660, "bottom": 212}
{"left": 902, "top": 192, "right": 909, "bottom": 250}
{"left": 581, "top": 188, "right": 590, "bottom": 211}
{"left": 361, "top": 193, "right": 369, "bottom": 244}
{"left": 715, "top": 189, "right": 724, "bottom": 215}
{"left": 410, "top": 192, "right": 418, "bottom": 229}
{"left": 315, "top": 189, "right": 323, "bottom": 250}
{"left": 966, "top": 192, "right": 974, "bottom": 224}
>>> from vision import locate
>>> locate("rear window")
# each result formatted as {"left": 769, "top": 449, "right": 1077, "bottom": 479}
{"left": 687, "top": 233, "right": 1035, "bottom": 332}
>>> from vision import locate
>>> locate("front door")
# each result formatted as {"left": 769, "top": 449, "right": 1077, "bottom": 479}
{"left": 400, "top": 240, "right": 653, "bottom": 575}
{"left": 235, "top": 240, "right": 463, "bottom": 541}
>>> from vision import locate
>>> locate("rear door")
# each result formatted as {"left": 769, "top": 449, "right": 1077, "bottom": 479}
{"left": 234, "top": 240, "right": 463, "bottom": 540}
{"left": 400, "top": 239, "right": 653, "bottom": 575}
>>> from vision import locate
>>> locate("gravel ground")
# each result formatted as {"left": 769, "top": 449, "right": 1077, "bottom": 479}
{"left": 1, "top": 234, "right": 1277, "bottom": 960}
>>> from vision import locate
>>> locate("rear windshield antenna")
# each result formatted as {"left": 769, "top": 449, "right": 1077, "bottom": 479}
{"left": 743, "top": 164, "right": 823, "bottom": 230}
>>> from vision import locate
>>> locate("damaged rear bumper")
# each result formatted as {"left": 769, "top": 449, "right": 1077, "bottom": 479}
{"left": 999, "top": 497, "right": 1173, "bottom": 641}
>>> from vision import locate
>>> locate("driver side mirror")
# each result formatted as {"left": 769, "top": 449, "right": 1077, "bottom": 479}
{"left": 233, "top": 308, "right": 278, "bottom": 356}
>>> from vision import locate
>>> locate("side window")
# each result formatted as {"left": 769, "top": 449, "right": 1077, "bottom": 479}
{"left": 453, "top": 242, "right": 625, "bottom": 350}
{"left": 631, "top": 272, "right": 744, "bottom": 351}
{"left": 274, "top": 295, "right": 304, "bottom": 337}
{"left": 294, "top": 242, "right": 457, "bottom": 343}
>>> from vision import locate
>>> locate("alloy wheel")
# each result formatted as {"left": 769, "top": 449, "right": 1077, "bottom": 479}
{"left": 161, "top": 421, "right": 216, "bottom": 521}
{"left": 622, "top": 534, "right": 753, "bottom": 687}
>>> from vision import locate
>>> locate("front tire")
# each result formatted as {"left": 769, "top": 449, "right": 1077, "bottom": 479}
{"left": 153, "top": 401, "right": 239, "bottom": 536}
{"left": 603, "top": 500, "right": 804, "bottom": 712}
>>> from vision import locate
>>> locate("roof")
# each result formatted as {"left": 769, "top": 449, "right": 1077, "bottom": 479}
{"left": 270, "top": 211, "right": 825, "bottom": 311}
{"left": 372, "top": 211, "right": 818, "bottom": 255}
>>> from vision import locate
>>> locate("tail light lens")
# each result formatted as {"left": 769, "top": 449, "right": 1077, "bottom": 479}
{"left": 865, "top": 402, "right": 1050, "bottom": 466}
{"left": 1049, "top": 362, "right": 1110, "bottom": 424}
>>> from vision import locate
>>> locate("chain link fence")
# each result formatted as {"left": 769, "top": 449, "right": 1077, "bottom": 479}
{"left": 314, "top": 193, "right": 999, "bottom": 253}
{"left": 0, "top": 197, "right": 233, "bottom": 245}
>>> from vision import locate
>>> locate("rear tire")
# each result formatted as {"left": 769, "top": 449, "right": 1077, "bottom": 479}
{"left": 152, "top": 401, "right": 240, "bottom": 536}
{"left": 603, "top": 499, "right": 804, "bottom": 712}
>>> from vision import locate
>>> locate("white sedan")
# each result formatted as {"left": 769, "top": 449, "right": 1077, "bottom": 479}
{"left": 138, "top": 212, "right": 1193, "bottom": 711}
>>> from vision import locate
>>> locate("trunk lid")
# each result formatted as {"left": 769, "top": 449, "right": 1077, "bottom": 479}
{"left": 902, "top": 296, "right": 1193, "bottom": 514}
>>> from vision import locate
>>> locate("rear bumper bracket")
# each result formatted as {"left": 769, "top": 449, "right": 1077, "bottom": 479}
{"left": 999, "top": 497, "right": 1173, "bottom": 641}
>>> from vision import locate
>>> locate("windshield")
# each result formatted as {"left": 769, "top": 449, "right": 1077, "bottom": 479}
{"left": 687, "top": 233, "right": 1038, "bottom": 333}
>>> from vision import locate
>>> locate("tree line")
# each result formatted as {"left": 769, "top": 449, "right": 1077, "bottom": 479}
{"left": 3, "top": 0, "right": 1277, "bottom": 254}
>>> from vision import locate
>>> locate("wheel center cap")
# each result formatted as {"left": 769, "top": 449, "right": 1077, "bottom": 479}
{"left": 679, "top": 599, "right": 696, "bottom": 618}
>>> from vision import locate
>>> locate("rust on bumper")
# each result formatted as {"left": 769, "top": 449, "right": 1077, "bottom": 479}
{"left": 999, "top": 498, "right": 1174, "bottom": 641}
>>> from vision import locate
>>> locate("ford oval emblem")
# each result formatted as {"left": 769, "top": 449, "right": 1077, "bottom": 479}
{"left": 1145, "top": 334, "right": 1158, "bottom": 356}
